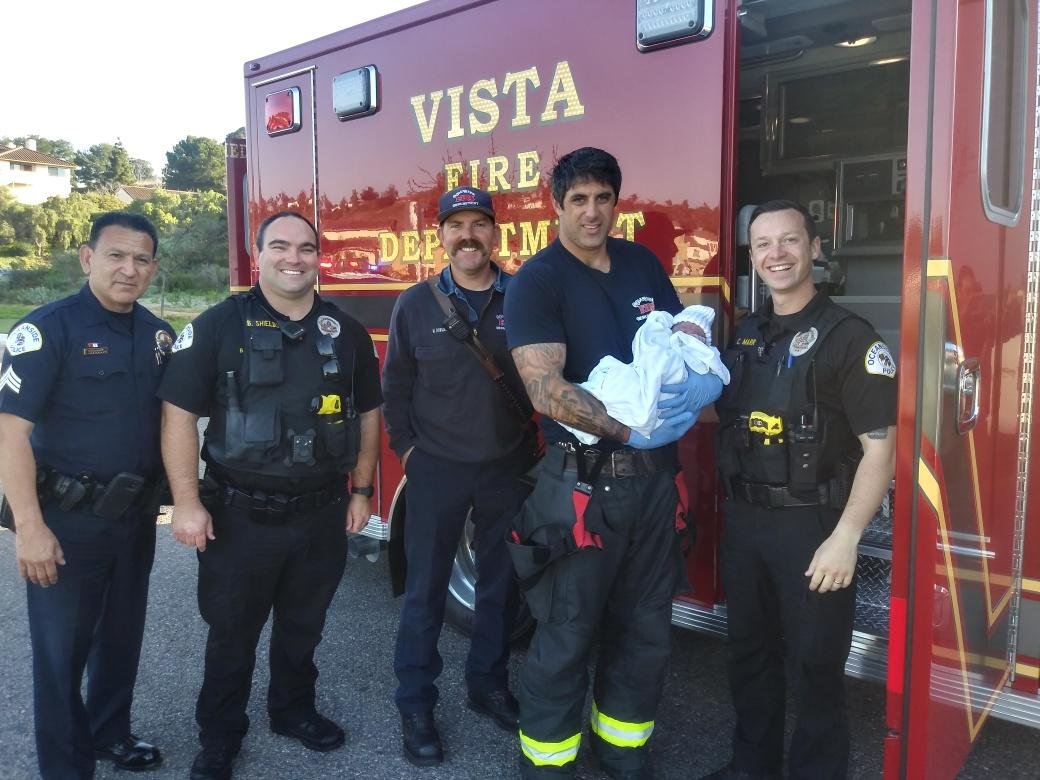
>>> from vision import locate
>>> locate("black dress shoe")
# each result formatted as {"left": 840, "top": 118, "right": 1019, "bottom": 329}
{"left": 402, "top": 712, "right": 443, "bottom": 767}
{"left": 94, "top": 735, "right": 162, "bottom": 772}
{"left": 467, "top": 688, "right": 519, "bottom": 732}
{"left": 190, "top": 744, "right": 239, "bottom": 780}
{"left": 270, "top": 711, "right": 346, "bottom": 752}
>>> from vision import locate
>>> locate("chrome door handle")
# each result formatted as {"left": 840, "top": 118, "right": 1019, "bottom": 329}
{"left": 956, "top": 358, "right": 981, "bottom": 435}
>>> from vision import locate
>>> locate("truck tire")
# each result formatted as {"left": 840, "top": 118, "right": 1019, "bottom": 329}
{"left": 445, "top": 514, "right": 534, "bottom": 644}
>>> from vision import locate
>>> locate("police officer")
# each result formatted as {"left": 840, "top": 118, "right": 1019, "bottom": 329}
{"left": 707, "top": 200, "right": 896, "bottom": 779}
{"left": 0, "top": 212, "right": 169, "bottom": 778}
{"left": 158, "top": 211, "right": 382, "bottom": 780}
{"left": 382, "top": 187, "right": 533, "bottom": 767}
{"left": 505, "top": 148, "right": 722, "bottom": 779}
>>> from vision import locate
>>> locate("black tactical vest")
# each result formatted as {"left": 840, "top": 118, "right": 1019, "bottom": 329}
{"left": 716, "top": 297, "right": 863, "bottom": 494}
{"left": 205, "top": 292, "right": 360, "bottom": 482}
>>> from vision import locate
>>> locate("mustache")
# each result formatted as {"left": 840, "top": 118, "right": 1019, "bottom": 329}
{"left": 454, "top": 239, "right": 486, "bottom": 252}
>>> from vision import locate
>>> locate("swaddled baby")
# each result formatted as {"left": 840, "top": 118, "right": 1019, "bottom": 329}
{"left": 560, "top": 305, "right": 730, "bottom": 445}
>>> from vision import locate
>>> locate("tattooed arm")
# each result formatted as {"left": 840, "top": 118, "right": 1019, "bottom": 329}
{"left": 511, "top": 342, "right": 632, "bottom": 444}
{"left": 805, "top": 425, "right": 896, "bottom": 592}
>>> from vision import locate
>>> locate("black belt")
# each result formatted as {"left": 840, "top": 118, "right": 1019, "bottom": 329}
{"left": 732, "top": 479, "right": 829, "bottom": 509}
{"left": 554, "top": 443, "right": 676, "bottom": 478}
{"left": 218, "top": 483, "right": 340, "bottom": 525}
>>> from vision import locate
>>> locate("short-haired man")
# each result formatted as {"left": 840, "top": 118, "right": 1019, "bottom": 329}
{"left": 0, "top": 211, "right": 170, "bottom": 777}
{"left": 706, "top": 200, "right": 896, "bottom": 778}
{"left": 505, "top": 148, "right": 721, "bottom": 779}
{"left": 159, "top": 211, "right": 383, "bottom": 779}
{"left": 382, "top": 187, "right": 533, "bottom": 766}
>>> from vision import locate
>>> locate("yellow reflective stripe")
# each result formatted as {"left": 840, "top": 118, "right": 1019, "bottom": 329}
{"left": 518, "top": 730, "right": 581, "bottom": 766}
{"left": 589, "top": 701, "right": 654, "bottom": 748}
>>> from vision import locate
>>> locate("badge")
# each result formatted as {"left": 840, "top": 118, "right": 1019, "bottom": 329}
{"left": 172, "top": 323, "right": 194, "bottom": 353}
{"left": 0, "top": 366, "right": 21, "bottom": 394}
{"left": 865, "top": 341, "right": 896, "bottom": 377}
{"left": 788, "top": 327, "right": 818, "bottom": 357}
{"left": 6, "top": 323, "right": 43, "bottom": 356}
{"left": 155, "top": 329, "right": 173, "bottom": 365}
{"left": 317, "top": 315, "right": 341, "bottom": 338}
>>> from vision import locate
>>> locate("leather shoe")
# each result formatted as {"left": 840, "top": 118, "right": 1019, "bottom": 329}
{"left": 402, "top": 712, "right": 443, "bottom": 767}
{"left": 94, "top": 735, "right": 162, "bottom": 772}
{"left": 467, "top": 688, "right": 519, "bottom": 732}
{"left": 270, "top": 711, "right": 346, "bottom": 752}
{"left": 189, "top": 743, "right": 239, "bottom": 780}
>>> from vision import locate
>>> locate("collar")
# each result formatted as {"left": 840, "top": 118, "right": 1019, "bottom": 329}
{"left": 250, "top": 285, "right": 320, "bottom": 321}
{"left": 758, "top": 288, "right": 829, "bottom": 340}
{"left": 77, "top": 283, "right": 145, "bottom": 329}
{"left": 436, "top": 262, "right": 508, "bottom": 322}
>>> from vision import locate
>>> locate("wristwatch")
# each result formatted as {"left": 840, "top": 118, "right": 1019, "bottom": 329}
{"left": 351, "top": 485, "right": 374, "bottom": 497}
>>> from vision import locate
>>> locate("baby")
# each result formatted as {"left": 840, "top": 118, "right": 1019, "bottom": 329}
{"left": 561, "top": 305, "right": 730, "bottom": 445}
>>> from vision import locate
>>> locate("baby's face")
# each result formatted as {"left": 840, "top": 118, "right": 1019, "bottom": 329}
{"left": 671, "top": 321, "right": 708, "bottom": 343}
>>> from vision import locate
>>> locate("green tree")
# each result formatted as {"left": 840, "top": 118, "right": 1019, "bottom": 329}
{"left": 163, "top": 136, "right": 225, "bottom": 193}
{"left": 74, "top": 142, "right": 136, "bottom": 192}
{"left": 131, "top": 158, "right": 155, "bottom": 182}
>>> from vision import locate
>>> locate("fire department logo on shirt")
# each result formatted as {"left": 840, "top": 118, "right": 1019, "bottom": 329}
{"left": 6, "top": 323, "right": 43, "bottom": 356}
{"left": 317, "top": 315, "right": 341, "bottom": 338}
{"left": 496, "top": 314, "right": 505, "bottom": 331}
{"left": 172, "top": 323, "right": 194, "bottom": 353}
{"left": 865, "top": 341, "right": 896, "bottom": 378}
{"left": 788, "top": 327, "right": 818, "bottom": 357}
{"left": 631, "top": 296, "right": 656, "bottom": 321}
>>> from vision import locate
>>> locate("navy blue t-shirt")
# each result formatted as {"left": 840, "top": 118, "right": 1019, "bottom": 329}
{"left": 505, "top": 237, "right": 682, "bottom": 443}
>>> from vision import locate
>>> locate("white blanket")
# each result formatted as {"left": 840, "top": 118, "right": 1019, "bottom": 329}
{"left": 561, "top": 305, "right": 730, "bottom": 445}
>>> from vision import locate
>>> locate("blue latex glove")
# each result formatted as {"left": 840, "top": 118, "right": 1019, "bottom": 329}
{"left": 627, "top": 411, "right": 695, "bottom": 449}
{"left": 659, "top": 370, "right": 724, "bottom": 420}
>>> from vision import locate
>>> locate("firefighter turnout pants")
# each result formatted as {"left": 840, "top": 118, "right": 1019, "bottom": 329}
{"left": 720, "top": 498, "right": 856, "bottom": 779}
{"left": 516, "top": 447, "right": 684, "bottom": 777}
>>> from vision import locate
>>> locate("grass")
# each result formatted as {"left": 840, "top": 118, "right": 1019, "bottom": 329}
{"left": 0, "top": 301, "right": 203, "bottom": 336}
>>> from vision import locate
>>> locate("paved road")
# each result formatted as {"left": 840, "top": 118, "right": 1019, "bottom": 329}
{"left": 0, "top": 528, "right": 1036, "bottom": 779}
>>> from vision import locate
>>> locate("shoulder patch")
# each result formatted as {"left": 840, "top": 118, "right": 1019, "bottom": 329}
{"left": 864, "top": 341, "right": 896, "bottom": 378}
{"left": 172, "top": 323, "right": 194, "bottom": 353}
{"left": 317, "top": 314, "right": 341, "bottom": 338}
{"left": 6, "top": 323, "right": 43, "bottom": 356}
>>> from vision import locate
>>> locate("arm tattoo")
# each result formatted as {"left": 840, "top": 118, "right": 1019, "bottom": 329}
{"left": 512, "top": 343, "right": 630, "bottom": 443}
{"left": 867, "top": 428, "right": 889, "bottom": 440}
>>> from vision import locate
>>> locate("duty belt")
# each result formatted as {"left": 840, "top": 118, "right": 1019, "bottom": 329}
{"left": 218, "top": 483, "right": 340, "bottom": 525}
{"left": 555, "top": 442, "right": 676, "bottom": 478}
{"left": 732, "top": 478, "right": 829, "bottom": 509}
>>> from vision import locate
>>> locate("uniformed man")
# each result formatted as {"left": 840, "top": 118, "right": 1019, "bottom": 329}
{"left": 504, "top": 147, "right": 722, "bottom": 779}
{"left": 0, "top": 211, "right": 169, "bottom": 778}
{"left": 382, "top": 187, "right": 533, "bottom": 767}
{"left": 706, "top": 200, "right": 897, "bottom": 779}
{"left": 158, "top": 211, "right": 382, "bottom": 780}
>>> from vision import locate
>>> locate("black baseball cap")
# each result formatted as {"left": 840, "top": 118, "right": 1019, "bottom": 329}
{"left": 437, "top": 187, "right": 495, "bottom": 224}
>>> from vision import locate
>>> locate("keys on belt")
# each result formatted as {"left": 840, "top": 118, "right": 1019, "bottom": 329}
{"left": 732, "top": 479, "right": 828, "bottom": 509}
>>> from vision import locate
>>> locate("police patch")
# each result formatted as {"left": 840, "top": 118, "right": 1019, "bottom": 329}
{"left": 788, "top": 327, "right": 818, "bottom": 357}
{"left": 6, "top": 323, "right": 43, "bottom": 356}
{"left": 317, "top": 315, "right": 341, "bottom": 338}
{"left": 865, "top": 341, "right": 896, "bottom": 377}
{"left": 172, "top": 323, "right": 194, "bottom": 353}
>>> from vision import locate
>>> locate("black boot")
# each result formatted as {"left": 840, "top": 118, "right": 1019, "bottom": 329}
{"left": 402, "top": 712, "right": 444, "bottom": 767}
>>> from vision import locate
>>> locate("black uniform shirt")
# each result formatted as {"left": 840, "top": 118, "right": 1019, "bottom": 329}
{"left": 505, "top": 237, "right": 682, "bottom": 444}
{"left": 0, "top": 284, "right": 174, "bottom": 481}
{"left": 157, "top": 288, "right": 382, "bottom": 484}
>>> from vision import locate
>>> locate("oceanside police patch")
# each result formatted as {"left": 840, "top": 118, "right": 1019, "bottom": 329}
{"left": 6, "top": 322, "right": 44, "bottom": 356}
{"left": 864, "top": 341, "right": 896, "bottom": 378}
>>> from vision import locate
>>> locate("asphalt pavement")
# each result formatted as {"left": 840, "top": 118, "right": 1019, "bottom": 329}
{"left": 0, "top": 527, "right": 1036, "bottom": 779}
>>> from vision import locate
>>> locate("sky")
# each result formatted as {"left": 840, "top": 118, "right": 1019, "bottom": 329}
{"left": 2, "top": 0, "right": 423, "bottom": 174}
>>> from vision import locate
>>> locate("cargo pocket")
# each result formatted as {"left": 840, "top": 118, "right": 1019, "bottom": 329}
{"left": 247, "top": 327, "right": 284, "bottom": 386}
{"left": 70, "top": 357, "right": 128, "bottom": 416}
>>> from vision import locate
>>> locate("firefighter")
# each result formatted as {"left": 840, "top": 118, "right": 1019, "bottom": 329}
{"left": 705, "top": 200, "right": 896, "bottom": 779}
{"left": 159, "top": 212, "right": 383, "bottom": 780}
{"left": 0, "top": 212, "right": 169, "bottom": 778}
{"left": 505, "top": 147, "right": 722, "bottom": 779}
{"left": 382, "top": 186, "right": 535, "bottom": 766}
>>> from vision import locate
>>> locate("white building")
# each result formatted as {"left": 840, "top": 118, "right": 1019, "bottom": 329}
{"left": 0, "top": 139, "right": 74, "bottom": 205}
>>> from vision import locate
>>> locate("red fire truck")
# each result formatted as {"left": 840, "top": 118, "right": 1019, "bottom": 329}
{"left": 224, "top": 1, "right": 1040, "bottom": 775}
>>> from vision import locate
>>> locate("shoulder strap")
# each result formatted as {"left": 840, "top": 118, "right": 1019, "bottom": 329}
{"left": 425, "top": 278, "right": 531, "bottom": 425}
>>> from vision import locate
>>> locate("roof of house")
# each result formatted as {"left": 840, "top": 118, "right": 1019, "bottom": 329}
{"left": 0, "top": 147, "right": 74, "bottom": 167}
{"left": 116, "top": 185, "right": 194, "bottom": 201}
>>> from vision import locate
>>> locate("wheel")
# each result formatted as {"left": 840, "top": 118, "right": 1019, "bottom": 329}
{"left": 444, "top": 513, "right": 535, "bottom": 644}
